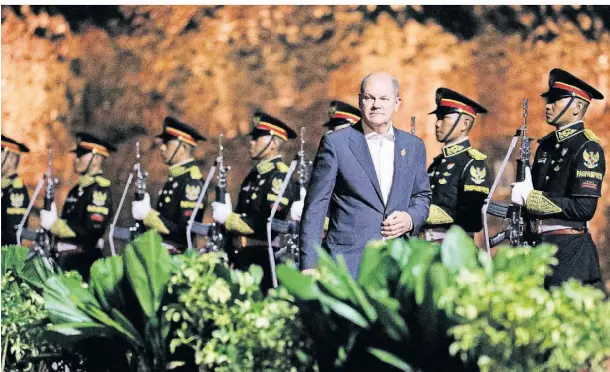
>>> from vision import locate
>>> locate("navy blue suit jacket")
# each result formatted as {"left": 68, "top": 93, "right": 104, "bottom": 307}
{"left": 299, "top": 122, "right": 431, "bottom": 278}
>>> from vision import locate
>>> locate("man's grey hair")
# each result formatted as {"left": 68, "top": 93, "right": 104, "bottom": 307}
{"left": 360, "top": 72, "right": 400, "bottom": 97}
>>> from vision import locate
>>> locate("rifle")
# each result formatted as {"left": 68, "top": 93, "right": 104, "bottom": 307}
{"left": 27, "top": 149, "right": 58, "bottom": 266}
{"left": 203, "top": 134, "right": 229, "bottom": 253}
{"left": 482, "top": 99, "right": 532, "bottom": 254}
{"left": 411, "top": 116, "right": 416, "bottom": 135}
{"left": 108, "top": 141, "right": 148, "bottom": 254}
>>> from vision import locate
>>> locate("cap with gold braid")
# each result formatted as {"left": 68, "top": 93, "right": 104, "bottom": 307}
{"left": 323, "top": 100, "right": 361, "bottom": 129}
{"left": 249, "top": 112, "right": 297, "bottom": 141}
{"left": 1, "top": 135, "right": 30, "bottom": 154}
{"left": 541, "top": 68, "right": 604, "bottom": 103}
{"left": 156, "top": 116, "right": 206, "bottom": 146}
{"left": 71, "top": 132, "right": 116, "bottom": 158}
{"left": 429, "top": 88, "right": 487, "bottom": 119}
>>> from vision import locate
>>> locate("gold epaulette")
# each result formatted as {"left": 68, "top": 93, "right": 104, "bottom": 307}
{"left": 467, "top": 148, "right": 487, "bottom": 160}
{"left": 276, "top": 162, "right": 289, "bottom": 173}
{"left": 583, "top": 129, "right": 600, "bottom": 143}
{"left": 257, "top": 161, "right": 275, "bottom": 175}
{"left": 189, "top": 166, "right": 203, "bottom": 180}
{"left": 95, "top": 176, "right": 111, "bottom": 187}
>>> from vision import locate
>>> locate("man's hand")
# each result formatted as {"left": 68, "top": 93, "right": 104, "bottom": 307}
{"left": 132, "top": 193, "right": 152, "bottom": 221}
{"left": 381, "top": 211, "right": 412, "bottom": 239}
{"left": 511, "top": 167, "right": 533, "bottom": 206}
{"left": 40, "top": 202, "right": 59, "bottom": 230}
{"left": 290, "top": 200, "right": 304, "bottom": 221}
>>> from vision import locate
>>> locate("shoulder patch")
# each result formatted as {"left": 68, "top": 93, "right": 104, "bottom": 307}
{"left": 257, "top": 161, "right": 275, "bottom": 175}
{"left": 95, "top": 176, "right": 111, "bottom": 187}
{"left": 189, "top": 166, "right": 203, "bottom": 180}
{"left": 467, "top": 148, "right": 487, "bottom": 160}
{"left": 276, "top": 162, "right": 289, "bottom": 173}
{"left": 583, "top": 129, "right": 600, "bottom": 143}
{"left": 12, "top": 177, "right": 24, "bottom": 188}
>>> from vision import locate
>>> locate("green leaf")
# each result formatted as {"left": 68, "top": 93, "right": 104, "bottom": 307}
{"left": 368, "top": 348, "right": 413, "bottom": 371}
{"left": 397, "top": 241, "right": 438, "bottom": 305}
{"left": 317, "top": 248, "right": 352, "bottom": 300}
{"left": 428, "top": 263, "right": 451, "bottom": 307}
{"left": 43, "top": 275, "right": 99, "bottom": 324}
{"left": 1, "top": 245, "right": 29, "bottom": 275}
{"left": 336, "top": 255, "right": 377, "bottom": 322}
{"left": 440, "top": 226, "right": 479, "bottom": 272}
{"left": 90, "top": 256, "right": 126, "bottom": 312}
{"left": 19, "top": 255, "right": 58, "bottom": 290}
{"left": 44, "top": 322, "right": 115, "bottom": 345}
{"left": 276, "top": 265, "right": 321, "bottom": 300}
{"left": 319, "top": 293, "right": 370, "bottom": 329}
{"left": 124, "top": 230, "right": 171, "bottom": 318}
{"left": 358, "top": 240, "right": 387, "bottom": 286}
{"left": 368, "top": 289, "right": 409, "bottom": 341}
{"left": 386, "top": 238, "right": 412, "bottom": 269}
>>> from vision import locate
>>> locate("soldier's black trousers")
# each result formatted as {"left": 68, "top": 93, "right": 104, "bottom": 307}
{"left": 58, "top": 249, "right": 102, "bottom": 282}
{"left": 541, "top": 232, "right": 601, "bottom": 288}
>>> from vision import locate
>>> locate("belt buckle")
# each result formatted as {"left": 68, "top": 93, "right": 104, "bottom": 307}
{"left": 424, "top": 229, "right": 433, "bottom": 242}
{"left": 531, "top": 219, "right": 541, "bottom": 235}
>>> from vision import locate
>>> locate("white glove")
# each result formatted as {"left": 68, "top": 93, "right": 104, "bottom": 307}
{"left": 212, "top": 193, "right": 232, "bottom": 224}
{"left": 40, "top": 202, "right": 58, "bottom": 230}
{"left": 290, "top": 200, "right": 304, "bottom": 221}
{"left": 132, "top": 192, "right": 152, "bottom": 221}
{"left": 511, "top": 167, "right": 534, "bottom": 206}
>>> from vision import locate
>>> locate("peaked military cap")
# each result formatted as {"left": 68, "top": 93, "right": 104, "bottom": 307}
{"left": 1, "top": 135, "right": 30, "bottom": 154}
{"left": 156, "top": 116, "right": 206, "bottom": 146}
{"left": 323, "top": 100, "right": 361, "bottom": 128}
{"left": 429, "top": 88, "right": 488, "bottom": 118}
{"left": 541, "top": 68, "right": 604, "bottom": 103}
{"left": 71, "top": 132, "right": 117, "bottom": 158}
{"left": 249, "top": 112, "right": 297, "bottom": 141}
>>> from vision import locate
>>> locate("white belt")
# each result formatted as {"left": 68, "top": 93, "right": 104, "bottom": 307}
{"left": 537, "top": 224, "right": 577, "bottom": 234}
{"left": 424, "top": 229, "right": 447, "bottom": 242}
{"left": 56, "top": 242, "right": 79, "bottom": 252}
{"left": 162, "top": 242, "right": 179, "bottom": 253}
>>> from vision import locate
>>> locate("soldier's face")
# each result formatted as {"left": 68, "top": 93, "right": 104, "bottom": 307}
{"left": 74, "top": 152, "right": 93, "bottom": 174}
{"left": 249, "top": 135, "right": 272, "bottom": 159}
{"left": 545, "top": 96, "right": 574, "bottom": 126}
{"left": 435, "top": 113, "right": 469, "bottom": 143}
{"left": 160, "top": 139, "right": 181, "bottom": 164}
{"left": 359, "top": 75, "right": 401, "bottom": 128}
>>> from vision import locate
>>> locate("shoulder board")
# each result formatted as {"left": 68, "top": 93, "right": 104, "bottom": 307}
{"left": 189, "top": 166, "right": 203, "bottom": 180}
{"left": 583, "top": 129, "right": 600, "bottom": 143}
{"left": 276, "top": 162, "right": 289, "bottom": 173}
{"left": 94, "top": 176, "right": 111, "bottom": 187}
{"left": 2, "top": 177, "right": 13, "bottom": 189}
{"left": 467, "top": 148, "right": 487, "bottom": 160}
{"left": 257, "top": 161, "right": 275, "bottom": 175}
{"left": 13, "top": 177, "right": 24, "bottom": 188}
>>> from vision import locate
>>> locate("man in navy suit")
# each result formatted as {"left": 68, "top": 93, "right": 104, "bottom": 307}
{"left": 299, "top": 72, "right": 431, "bottom": 278}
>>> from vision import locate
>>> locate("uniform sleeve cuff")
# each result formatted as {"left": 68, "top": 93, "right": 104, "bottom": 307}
{"left": 323, "top": 217, "right": 329, "bottom": 232}
{"left": 143, "top": 210, "right": 170, "bottom": 234}
{"left": 50, "top": 219, "right": 76, "bottom": 238}
{"left": 525, "top": 190, "right": 562, "bottom": 215}
{"left": 426, "top": 204, "right": 454, "bottom": 225}
{"left": 226, "top": 213, "right": 254, "bottom": 235}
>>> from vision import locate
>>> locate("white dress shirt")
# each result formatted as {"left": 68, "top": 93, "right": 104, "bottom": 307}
{"left": 363, "top": 124, "right": 395, "bottom": 204}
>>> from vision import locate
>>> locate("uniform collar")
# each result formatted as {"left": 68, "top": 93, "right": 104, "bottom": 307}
{"left": 79, "top": 170, "right": 104, "bottom": 188}
{"left": 442, "top": 137, "right": 471, "bottom": 158}
{"left": 555, "top": 121, "right": 584, "bottom": 142}
{"left": 1, "top": 172, "right": 17, "bottom": 189}
{"left": 256, "top": 155, "right": 282, "bottom": 175}
{"left": 169, "top": 158, "right": 195, "bottom": 177}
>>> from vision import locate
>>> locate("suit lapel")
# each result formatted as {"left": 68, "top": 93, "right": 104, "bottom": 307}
{"left": 349, "top": 122, "right": 384, "bottom": 204}
{"left": 386, "top": 130, "right": 411, "bottom": 211}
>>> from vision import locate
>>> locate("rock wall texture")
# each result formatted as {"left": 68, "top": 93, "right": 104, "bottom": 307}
{"left": 2, "top": 5, "right": 609, "bottom": 278}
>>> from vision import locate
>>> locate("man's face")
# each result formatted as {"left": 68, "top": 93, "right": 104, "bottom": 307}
{"left": 249, "top": 135, "right": 272, "bottom": 159}
{"left": 74, "top": 152, "right": 93, "bottom": 174}
{"left": 545, "top": 96, "right": 574, "bottom": 126}
{"left": 435, "top": 112, "right": 469, "bottom": 143}
{"left": 160, "top": 139, "right": 181, "bottom": 165}
{"left": 359, "top": 76, "right": 401, "bottom": 128}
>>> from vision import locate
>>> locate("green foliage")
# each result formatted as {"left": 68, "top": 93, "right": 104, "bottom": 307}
{"left": 42, "top": 230, "right": 174, "bottom": 371}
{"left": 166, "top": 251, "right": 314, "bottom": 371}
{"left": 278, "top": 226, "right": 610, "bottom": 372}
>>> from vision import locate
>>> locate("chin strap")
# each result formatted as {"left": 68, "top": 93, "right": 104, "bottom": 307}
{"left": 1, "top": 149, "right": 8, "bottom": 168}
{"left": 167, "top": 142, "right": 184, "bottom": 165}
{"left": 549, "top": 96, "right": 576, "bottom": 126}
{"left": 440, "top": 112, "right": 464, "bottom": 143}
{"left": 80, "top": 153, "right": 96, "bottom": 175}
{"left": 252, "top": 136, "right": 274, "bottom": 161}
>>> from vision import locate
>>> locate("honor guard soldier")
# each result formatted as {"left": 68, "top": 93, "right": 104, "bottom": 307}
{"left": 40, "top": 133, "right": 114, "bottom": 280}
{"left": 131, "top": 117, "right": 206, "bottom": 253}
{"left": 512, "top": 69, "right": 605, "bottom": 287}
{"left": 1, "top": 135, "right": 31, "bottom": 246}
{"left": 212, "top": 112, "right": 298, "bottom": 291}
{"left": 421, "top": 88, "right": 491, "bottom": 242}
{"left": 290, "top": 101, "right": 362, "bottom": 223}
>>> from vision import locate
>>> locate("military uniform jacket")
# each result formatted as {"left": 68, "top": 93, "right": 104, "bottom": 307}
{"left": 153, "top": 159, "right": 205, "bottom": 247}
{"left": 59, "top": 172, "right": 113, "bottom": 251}
{"left": 229, "top": 156, "right": 297, "bottom": 241}
{"left": 528, "top": 121, "right": 605, "bottom": 222}
{"left": 424, "top": 138, "right": 491, "bottom": 233}
{"left": 1, "top": 173, "right": 30, "bottom": 245}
